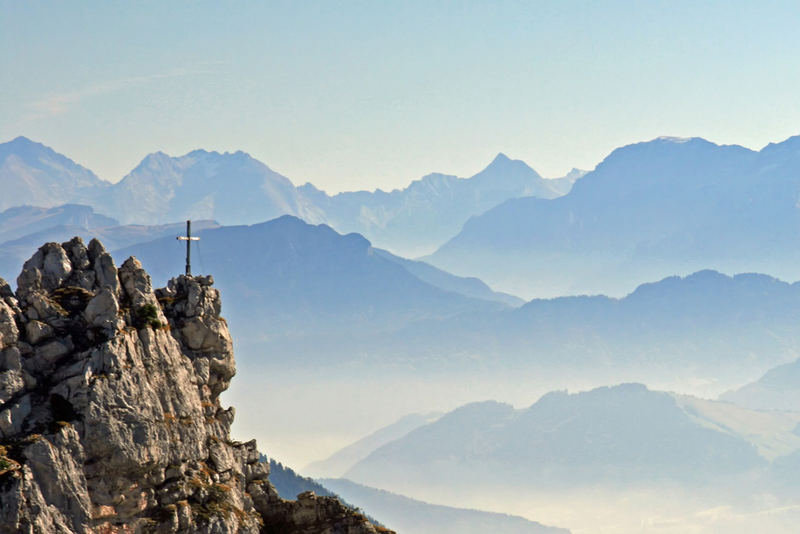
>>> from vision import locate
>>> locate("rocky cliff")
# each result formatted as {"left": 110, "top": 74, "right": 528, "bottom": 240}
{"left": 0, "top": 237, "right": 390, "bottom": 534}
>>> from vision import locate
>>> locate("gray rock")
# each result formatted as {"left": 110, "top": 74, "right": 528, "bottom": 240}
{"left": 62, "top": 236, "right": 90, "bottom": 271}
{"left": 180, "top": 317, "right": 230, "bottom": 353}
{"left": 119, "top": 257, "right": 152, "bottom": 301}
{"left": 193, "top": 357, "right": 211, "bottom": 385}
{"left": 0, "top": 239, "right": 388, "bottom": 534}
{"left": 25, "top": 320, "right": 54, "bottom": 345}
{"left": 119, "top": 256, "right": 167, "bottom": 329}
{"left": 22, "top": 427, "right": 91, "bottom": 530}
{"left": 0, "top": 277, "right": 13, "bottom": 299}
{"left": 35, "top": 339, "right": 70, "bottom": 364}
{"left": 89, "top": 238, "right": 120, "bottom": 295}
{"left": 0, "top": 466, "right": 75, "bottom": 534}
{"left": 15, "top": 266, "right": 42, "bottom": 304}
{"left": 41, "top": 243, "right": 72, "bottom": 291}
{"left": 0, "top": 369, "right": 24, "bottom": 404}
{"left": 0, "top": 300, "right": 18, "bottom": 349}
{"left": 26, "top": 292, "right": 66, "bottom": 322}
{"left": 83, "top": 288, "right": 120, "bottom": 330}
{"left": 68, "top": 269, "right": 96, "bottom": 291}
{"left": 0, "top": 347, "right": 22, "bottom": 371}
{"left": 0, "top": 393, "right": 31, "bottom": 438}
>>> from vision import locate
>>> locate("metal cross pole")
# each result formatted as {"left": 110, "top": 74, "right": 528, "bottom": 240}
{"left": 176, "top": 220, "right": 200, "bottom": 276}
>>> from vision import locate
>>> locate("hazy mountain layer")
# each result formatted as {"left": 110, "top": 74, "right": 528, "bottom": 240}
{"left": 0, "top": 137, "right": 108, "bottom": 212}
{"left": 343, "top": 384, "right": 766, "bottom": 492}
{"left": 320, "top": 478, "right": 569, "bottom": 534}
{"left": 373, "top": 269, "right": 800, "bottom": 381}
{"left": 0, "top": 206, "right": 219, "bottom": 282}
{"left": 113, "top": 216, "right": 509, "bottom": 363}
{"left": 674, "top": 394, "right": 800, "bottom": 461}
{"left": 303, "top": 412, "right": 442, "bottom": 479}
{"left": 6, "top": 209, "right": 795, "bottom": 393}
{"left": 428, "top": 135, "right": 800, "bottom": 297}
{"left": 372, "top": 248, "right": 522, "bottom": 306}
{"left": 105, "top": 149, "right": 323, "bottom": 225}
{"left": 770, "top": 448, "right": 800, "bottom": 495}
{"left": 0, "top": 204, "right": 118, "bottom": 244}
{"left": 721, "top": 358, "right": 800, "bottom": 411}
{"left": 109, "top": 218, "right": 800, "bottom": 391}
{"left": 299, "top": 153, "right": 571, "bottom": 256}
{"left": 0, "top": 137, "right": 571, "bottom": 256}
{"left": 266, "top": 457, "right": 571, "bottom": 534}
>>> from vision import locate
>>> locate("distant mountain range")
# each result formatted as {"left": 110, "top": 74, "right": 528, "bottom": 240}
{"left": 305, "top": 385, "right": 800, "bottom": 534}
{"left": 0, "top": 136, "right": 108, "bottom": 212}
{"left": 341, "top": 384, "right": 796, "bottom": 495}
{"left": 427, "top": 135, "right": 800, "bottom": 297}
{"left": 0, "top": 203, "right": 219, "bottom": 282}
{"left": 264, "top": 458, "right": 385, "bottom": 525}
{"left": 266, "top": 455, "right": 569, "bottom": 534}
{"left": 319, "top": 478, "right": 569, "bottom": 534}
{"left": 4, "top": 211, "right": 797, "bottom": 390}
{"left": 378, "top": 269, "right": 800, "bottom": 380}
{"left": 0, "top": 203, "right": 117, "bottom": 244}
{"left": 11, "top": 132, "right": 800, "bottom": 298}
{"left": 303, "top": 412, "right": 443, "bottom": 479}
{"left": 299, "top": 154, "right": 580, "bottom": 256}
{"left": 371, "top": 248, "right": 522, "bottom": 306}
{"left": 105, "top": 149, "right": 323, "bottom": 227}
{"left": 721, "top": 358, "right": 800, "bottom": 412}
{"left": 104, "top": 218, "right": 800, "bottom": 389}
{"left": 0, "top": 136, "right": 576, "bottom": 257}
{"left": 112, "top": 216, "right": 513, "bottom": 364}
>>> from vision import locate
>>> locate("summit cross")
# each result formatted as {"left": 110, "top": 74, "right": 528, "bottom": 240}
{"left": 176, "top": 220, "right": 200, "bottom": 276}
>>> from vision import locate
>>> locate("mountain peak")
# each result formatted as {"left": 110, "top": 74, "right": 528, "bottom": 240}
{"left": 632, "top": 136, "right": 717, "bottom": 149}
{"left": 0, "top": 137, "right": 107, "bottom": 213}
{"left": 128, "top": 151, "right": 177, "bottom": 174}
{"left": 142, "top": 150, "right": 170, "bottom": 160}
{"left": 481, "top": 152, "right": 519, "bottom": 172}
{"left": 186, "top": 148, "right": 213, "bottom": 158}
{"left": 591, "top": 135, "right": 747, "bottom": 175}
{"left": 477, "top": 152, "right": 532, "bottom": 175}
{"left": 467, "top": 151, "right": 546, "bottom": 187}
{"left": 491, "top": 152, "right": 512, "bottom": 163}
{"left": 2, "top": 135, "right": 51, "bottom": 156}
{"left": 760, "top": 133, "right": 800, "bottom": 154}
{"left": 8, "top": 135, "right": 38, "bottom": 146}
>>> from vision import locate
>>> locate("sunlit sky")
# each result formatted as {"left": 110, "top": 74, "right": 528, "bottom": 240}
{"left": 3, "top": 1, "right": 800, "bottom": 192}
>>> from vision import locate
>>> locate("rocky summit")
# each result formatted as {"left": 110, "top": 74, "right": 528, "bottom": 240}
{"left": 0, "top": 237, "right": 389, "bottom": 534}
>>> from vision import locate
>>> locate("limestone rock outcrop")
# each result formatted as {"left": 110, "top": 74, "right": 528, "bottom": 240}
{"left": 0, "top": 237, "right": 390, "bottom": 534}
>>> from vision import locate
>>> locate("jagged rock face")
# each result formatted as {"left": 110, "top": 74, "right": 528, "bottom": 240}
{"left": 0, "top": 237, "right": 387, "bottom": 534}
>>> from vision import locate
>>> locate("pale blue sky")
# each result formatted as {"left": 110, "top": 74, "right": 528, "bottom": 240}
{"left": 2, "top": 1, "right": 800, "bottom": 192}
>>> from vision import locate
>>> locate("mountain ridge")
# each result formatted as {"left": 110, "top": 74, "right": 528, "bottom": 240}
{"left": 0, "top": 137, "right": 108, "bottom": 212}
{"left": 319, "top": 478, "right": 569, "bottom": 534}
{"left": 427, "top": 133, "right": 800, "bottom": 297}
{"left": 343, "top": 383, "right": 767, "bottom": 492}
{"left": 720, "top": 358, "right": 800, "bottom": 411}
{"left": 0, "top": 137, "right": 577, "bottom": 257}
{"left": 111, "top": 215, "right": 512, "bottom": 364}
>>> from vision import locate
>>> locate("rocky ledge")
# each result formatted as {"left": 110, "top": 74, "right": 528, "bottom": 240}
{"left": 0, "top": 237, "right": 391, "bottom": 534}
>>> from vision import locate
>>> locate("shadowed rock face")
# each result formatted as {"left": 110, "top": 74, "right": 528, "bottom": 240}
{"left": 0, "top": 237, "right": 387, "bottom": 534}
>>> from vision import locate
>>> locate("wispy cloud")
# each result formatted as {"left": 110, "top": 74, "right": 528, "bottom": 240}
{"left": 26, "top": 63, "right": 223, "bottom": 120}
